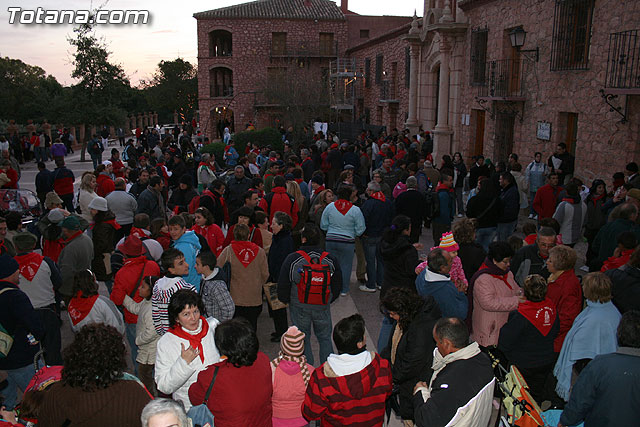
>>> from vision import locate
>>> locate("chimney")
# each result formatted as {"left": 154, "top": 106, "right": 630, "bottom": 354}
{"left": 341, "top": 0, "right": 348, "bottom": 13}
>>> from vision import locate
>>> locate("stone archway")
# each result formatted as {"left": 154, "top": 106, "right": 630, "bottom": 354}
{"left": 210, "top": 107, "right": 234, "bottom": 140}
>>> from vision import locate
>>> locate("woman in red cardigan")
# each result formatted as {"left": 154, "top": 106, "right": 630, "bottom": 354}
{"left": 189, "top": 318, "right": 272, "bottom": 427}
{"left": 546, "top": 245, "right": 583, "bottom": 353}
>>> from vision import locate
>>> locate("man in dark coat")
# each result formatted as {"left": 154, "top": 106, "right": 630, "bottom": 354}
{"left": 496, "top": 172, "right": 520, "bottom": 241}
{"left": 395, "top": 176, "right": 428, "bottom": 243}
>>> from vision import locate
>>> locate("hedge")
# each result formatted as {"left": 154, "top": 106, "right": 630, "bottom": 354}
{"left": 201, "top": 127, "right": 284, "bottom": 165}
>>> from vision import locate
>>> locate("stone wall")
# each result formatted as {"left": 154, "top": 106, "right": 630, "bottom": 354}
{"left": 196, "top": 17, "right": 348, "bottom": 138}
{"left": 458, "top": 0, "right": 640, "bottom": 182}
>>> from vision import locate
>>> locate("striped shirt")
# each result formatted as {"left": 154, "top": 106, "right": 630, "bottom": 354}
{"left": 151, "top": 276, "right": 195, "bottom": 336}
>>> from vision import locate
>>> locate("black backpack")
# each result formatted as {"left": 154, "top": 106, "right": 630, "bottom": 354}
{"left": 425, "top": 188, "right": 440, "bottom": 220}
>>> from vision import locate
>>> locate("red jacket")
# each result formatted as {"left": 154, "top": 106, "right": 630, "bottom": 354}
{"left": 189, "top": 352, "right": 272, "bottom": 427}
{"left": 546, "top": 270, "right": 583, "bottom": 352}
{"left": 258, "top": 186, "right": 299, "bottom": 227}
{"left": 96, "top": 173, "right": 115, "bottom": 197}
{"left": 0, "top": 168, "right": 18, "bottom": 189}
{"left": 302, "top": 352, "right": 392, "bottom": 426}
{"left": 111, "top": 257, "right": 160, "bottom": 324}
{"left": 111, "top": 159, "right": 125, "bottom": 178}
{"left": 533, "top": 184, "right": 563, "bottom": 219}
{"left": 191, "top": 224, "right": 225, "bottom": 256}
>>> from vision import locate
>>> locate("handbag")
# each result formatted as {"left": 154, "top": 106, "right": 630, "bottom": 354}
{"left": 187, "top": 366, "right": 220, "bottom": 427}
{"left": 0, "top": 288, "right": 17, "bottom": 358}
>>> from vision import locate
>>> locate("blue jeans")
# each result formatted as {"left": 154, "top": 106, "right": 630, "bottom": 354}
{"left": 476, "top": 226, "right": 497, "bottom": 252}
{"left": 35, "top": 146, "right": 46, "bottom": 163}
{"left": 325, "top": 240, "right": 355, "bottom": 294}
{"left": 362, "top": 236, "right": 384, "bottom": 290}
{"left": 377, "top": 315, "right": 396, "bottom": 353}
{"left": 126, "top": 322, "right": 138, "bottom": 374}
{"left": 91, "top": 154, "right": 102, "bottom": 170}
{"left": 1, "top": 361, "right": 40, "bottom": 410}
{"left": 497, "top": 220, "right": 518, "bottom": 242}
{"left": 289, "top": 303, "right": 333, "bottom": 366}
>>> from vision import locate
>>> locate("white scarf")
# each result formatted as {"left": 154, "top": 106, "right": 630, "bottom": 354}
{"left": 418, "top": 342, "right": 481, "bottom": 401}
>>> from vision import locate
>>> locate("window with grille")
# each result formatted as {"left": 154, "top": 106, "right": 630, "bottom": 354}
{"left": 375, "top": 54, "right": 383, "bottom": 85}
{"left": 405, "top": 47, "right": 411, "bottom": 88}
{"left": 551, "top": 0, "right": 595, "bottom": 71}
{"left": 470, "top": 28, "right": 488, "bottom": 85}
{"left": 365, "top": 58, "right": 371, "bottom": 88}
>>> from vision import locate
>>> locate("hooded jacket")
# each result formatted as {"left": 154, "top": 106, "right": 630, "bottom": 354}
{"left": 58, "top": 232, "right": 94, "bottom": 297}
{"left": 302, "top": 351, "right": 392, "bottom": 426}
{"left": 111, "top": 256, "right": 161, "bottom": 324}
{"left": 380, "top": 235, "right": 420, "bottom": 297}
{"left": 172, "top": 230, "right": 202, "bottom": 290}
{"left": 416, "top": 269, "right": 468, "bottom": 320}
{"left": 259, "top": 186, "right": 300, "bottom": 227}
{"left": 96, "top": 172, "right": 115, "bottom": 197}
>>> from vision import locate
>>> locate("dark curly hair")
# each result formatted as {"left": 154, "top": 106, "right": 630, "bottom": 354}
{"left": 168, "top": 289, "right": 205, "bottom": 327}
{"left": 61, "top": 324, "right": 126, "bottom": 391}
{"left": 380, "top": 287, "right": 425, "bottom": 331}
{"left": 215, "top": 318, "right": 259, "bottom": 368}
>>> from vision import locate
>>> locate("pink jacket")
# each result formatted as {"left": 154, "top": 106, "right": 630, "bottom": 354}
{"left": 471, "top": 272, "right": 520, "bottom": 347}
{"left": 416, "top": 254, "right": 468, "bottom": 289}
{"left": 271, "top": 360, "right": 314, "bottom": 427}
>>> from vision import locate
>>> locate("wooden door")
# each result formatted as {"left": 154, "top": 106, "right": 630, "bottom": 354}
{"left": 474, "top": 110, "right": 485, "bottom": 157}
{"left": 565, "top": 113, "right": 578, "bottom": 155}
{"left": 494, "top": 112, "right": 515, "bottom": 163}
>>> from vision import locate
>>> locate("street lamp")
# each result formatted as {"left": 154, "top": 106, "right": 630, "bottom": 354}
{"left": 509, "top": 27, "right": 539, "bottom": 62}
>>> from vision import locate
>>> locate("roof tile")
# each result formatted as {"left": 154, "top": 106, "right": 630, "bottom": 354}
{"left": 194, "top": 0, "right": 345, "bottom": 21}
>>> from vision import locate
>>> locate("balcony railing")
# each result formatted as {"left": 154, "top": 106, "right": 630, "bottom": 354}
{"left": 477, "top": 59, "right": 525, "bottom": 99}
{"left": 270, "top": 40, "right": 338, "bottom": 57}
{"left": 605, "top": 29, "right": 640, "bottom": 90}
{"left": 209, "top": 86, "right": 233, "bottom": 98}
{"left": 380, "top": 80, "right": 398, "bottom": 102}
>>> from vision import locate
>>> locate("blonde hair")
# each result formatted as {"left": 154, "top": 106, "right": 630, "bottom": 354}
{"left": 286, "top": 180, "right": 304, "bottom": 213}
{"left": 80, "top": 172, "right": 95, "bottom": 192}
{"left": 549, "top": 245, "right": 577, "bottom": 271}
{"left": 582, "top": 272, "right": 613, "bottom": 303}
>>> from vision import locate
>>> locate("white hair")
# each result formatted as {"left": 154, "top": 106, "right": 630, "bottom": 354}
{"left": 140, "top": 399, "right": 188, "bottom": 427}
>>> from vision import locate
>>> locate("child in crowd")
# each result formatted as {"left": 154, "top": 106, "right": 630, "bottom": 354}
{"left": 150, "top": 218, "right": 171, "bottom": 250}
{"left": 522, "top": 222, "right": 538, "bottom": 246}
{"left": 123, "top": 275, "right": 160, "bottom": 396}
{"left": 271, "top": 326, "right": 314, "bottom": 427}
{"left": 415, "top": 232, "right": 468, "bottom": 292}
{"left": 195, "top": 251, "right": 234, "bottom": 322}
{"left": 67, "top": 270, "right": 125, "bottom": 334}
{"left": 152, "top": 248, "right": 195, "bottom": 335}
{"left": 168, "top": 215, "right": 202, "bottom": 289}
{"left": 191, "top": 207, "right": 224, "bottom": 256}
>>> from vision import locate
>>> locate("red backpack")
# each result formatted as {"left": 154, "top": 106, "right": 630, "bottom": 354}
{"left": 296, "top": 250, "right": 332, "bottom": 305}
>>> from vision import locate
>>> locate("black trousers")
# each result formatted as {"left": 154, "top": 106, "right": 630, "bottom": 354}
{"left": 234, "top": 304, "right": 263, "bottom": 332}
{"left": 36, "top": 305, "right": 63, "bottom": 365}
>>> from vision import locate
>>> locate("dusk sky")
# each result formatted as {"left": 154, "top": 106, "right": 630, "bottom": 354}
{"left": 0, "top": 0, "right": 423, "bottom": 86}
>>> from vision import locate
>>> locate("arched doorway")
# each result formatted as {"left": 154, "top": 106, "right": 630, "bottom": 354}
{"left": 211, "top": 107, "right": 234, "bottom": 140}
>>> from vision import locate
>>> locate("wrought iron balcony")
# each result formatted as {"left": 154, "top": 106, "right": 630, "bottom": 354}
{"left": 477, "top": 59, "right": 525, "bottom": 100}
{"left": 605, "top": 29, "right": 640, "bottom": 93}
{"left": 380, "top": 80, "right": 398, "bottom": 102}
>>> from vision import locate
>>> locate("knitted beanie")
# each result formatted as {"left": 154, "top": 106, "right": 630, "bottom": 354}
{"left": 280, "top": 326, "right": 305, "bottom": 357}
{"left": 439, "top": 231, "right": 460, "bottom": 252}
{"left": 0, "top": 255, "right": 19, "bottom": 279}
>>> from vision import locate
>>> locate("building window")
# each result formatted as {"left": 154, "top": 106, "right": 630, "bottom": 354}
{"left": 271, "top": 32, "right": 287, "bottom": 55}
{"left": 319, "top": 33, "right": 335, "bottom": 56}
{"left": 405, "top": 47, "right": 411, "bottom": 88}
{"left": 365, "top": 58, "right": 371, "bottom": 88}
{"left": 209, "top": 67, "right": 233, "bottom": 98}
{"left": 375, "top": 54, "right": 383, "bottom": 85}
{"left": 360, "top": 29, "right": 370, "bottom": 39}
{"left": 208, "top": 30, "right": 232, "bottom": 57}
{"left": 470, "top": 28, "right": 488, "bottom": 85}
{"left": 551, "top": 0, "right": 595, "bottom": 71}
{"left": 364, "top": 107, "right": 371, "bottom": 124}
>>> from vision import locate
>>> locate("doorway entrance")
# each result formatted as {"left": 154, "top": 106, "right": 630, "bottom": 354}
{"left": 211, "top": 107, "right": 234, "bottom": 140}
{"left": 494, "top": 112, "right": 515, "bottom": 163}
{"left": 472, "top": 109, "right": 485, "bottom": 157}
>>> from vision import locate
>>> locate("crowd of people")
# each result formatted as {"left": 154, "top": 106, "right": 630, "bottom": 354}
{"left": 0, "top": 125, "right": 638, "bottom": 427}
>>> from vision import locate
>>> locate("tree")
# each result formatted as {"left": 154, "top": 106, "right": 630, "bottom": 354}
{"left": 67, "top": 18, "right": 130, "bottom": 160}
{"left": 142, "top": 58, "right": 197, "bottom": 124}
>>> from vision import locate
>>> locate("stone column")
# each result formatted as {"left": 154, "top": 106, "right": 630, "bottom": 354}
{"left": 154, "top": 112, "right": 159, "bottom": 126}
{"left": 173, "top": 110, "right": 179, "bottom": 124}
{"left": 433, "top": 40, "right": 453, "bottom": 159}
{"left": 405, "top": 43, "right": 421, "bottom": 133}
{"left": 78, "top": 124, "right": 85, "bottom": 143}
{"left": 137, "top": 114, "right": 143, "bottom": 129}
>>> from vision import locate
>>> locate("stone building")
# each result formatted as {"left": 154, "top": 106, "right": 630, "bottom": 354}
{"left": 403, "top": 0, "right": 639, "bottom": 181}
{"left": 194, "top": 0, "right": 411, "bottom": 138}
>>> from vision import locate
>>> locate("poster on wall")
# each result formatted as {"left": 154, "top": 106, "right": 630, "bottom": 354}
{"left": 537, "top": 121, "right": 551, "bottom": 140}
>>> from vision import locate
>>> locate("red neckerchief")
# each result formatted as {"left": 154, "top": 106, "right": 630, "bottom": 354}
{"left": 334, "top": 199, "right": 353, "bottom": 215}
{"left": 436, "top": 182, "right": 454, "bottom": 193}
{"left": 129, "top": 227, "right": 147, "bottom": 239}
{"left": 90, "top": 219, "right": 121, "bottom": 230}
{"left": 294, "top": 178, "right": 304, "bottom": 185}
{"left": 313, "top": 185, "right": 325, "bottom": 196}
{"left": 198, "top": 161, "right": 216, "bottom": 173}
{"left": 0, "top": 240, "right": 7, "bottom": 254}
{"left": 477, "top": 261, "right": 513, "bottom": 289}
{"left": 68, "top": 293, "right": 100, "bottom": 326}
{"left": 561, "top": 197, "right": 575, "bottom": 203}
{"left": 590, "top": 193, "right": 605, "bottom": 206}
{"left": 14, "top": 252, "right": 44, "bottom": 281}
{"left": 370, "top": 191, "right": 386, "bottom": 202}
{"left": 168, "top": 316, "right": 209, "bottom": 362}
{"left": 518, "top": 299, "right": 556, "bottom": 336}
{"left": 524, "top": 234, "right": 536, "bottom": 246}
{"left": 601, "top": 249, "right": 635, "bottom": 272}
{"left": 61, "top": 230, "right": 83, "bottom": 246}
{"left": 231, "top": 240, "right": 259, "bottom": 267}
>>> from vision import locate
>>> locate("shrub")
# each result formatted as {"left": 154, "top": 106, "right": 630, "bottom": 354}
{"left": 233, "top": 127, "right": 283, "bottom": 154}
{"left": 200, "top": 142, "right": 226, "bottom": 162}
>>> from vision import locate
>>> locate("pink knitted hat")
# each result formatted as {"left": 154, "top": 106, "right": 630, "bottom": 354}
{"left": 439, "top": 232, "right": 459, "bottom": 252}
{"left": 280, "top": 326, "right": 305, "bottom": 357}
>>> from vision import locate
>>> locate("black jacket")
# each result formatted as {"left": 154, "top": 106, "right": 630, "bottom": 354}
{"left": 605, "top": 264, "right": 640, "bottom": 314}
{"left": 380, "top": 235, "right": 420, "bottom": 297}
{"left": 167, "top": 187, "right": 198, "bottom": 213}
{"left": 277, "top": 246, "right": 342, "bottom": 304}
{"left": 458, "top": 242, "right": 486, "bottom": 282}
{"left": 268, "top": 230, "right": 294, "bottom": 282}
{"left": 395, "top": 190, "right": 428, "bottom": 232}
{"left": 387, "top": 296, "right": 441, "bottom": 420}
{"left": 361, "top": 197, "right": 394, "bottom": 237}
{"left": 498, "top": 308, "right": 560, "bottom": 369}
{"left": 498, "top": 183, "right": 520, "bottom": 223}
{"left": 469, "top": 164, "right": 490, "bottom": 189}
{"left": 466, "top": 193, "right": 501, "bottom": 228}
{"left": 225, "top": 176, "right": 252, "bottom": 214}
{"left": 510, "top": 243, "right": 550, "bottom": 286}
